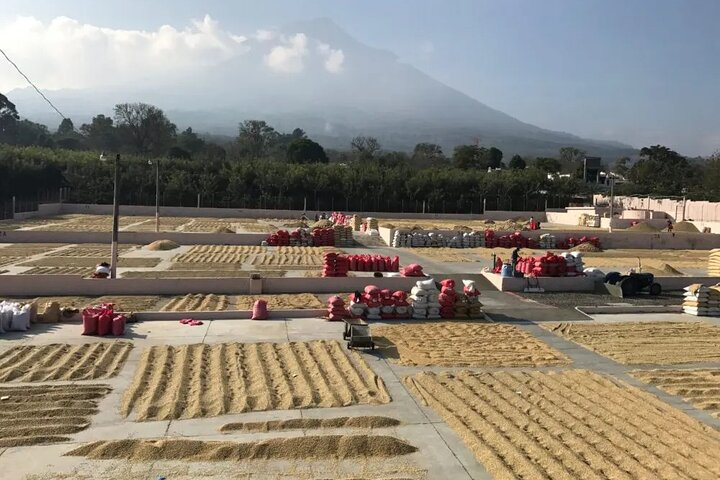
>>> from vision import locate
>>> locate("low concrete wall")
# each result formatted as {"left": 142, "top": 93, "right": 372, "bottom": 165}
{"left": 15, "top": 203, "right": 548, "bottom": 222}
{"left": 132, "top": 309, "right": 325, "bottom": 320}
{"left": 0, "top": 230, "right": 267, "bottom": 246}
{"left": 482, "top": 272, "right": 598, "bottom": 292}
{"left": 0, "top": 275, "right": 419, "bottom": 297}
{"left": 654, "top": 276, "right": 719, "bottom": 290}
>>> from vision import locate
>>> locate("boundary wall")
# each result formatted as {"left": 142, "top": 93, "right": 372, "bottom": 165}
{"left": 482, "top": 272, "right": 719, "bottom": 292}
{"left": 10, "top": 203, "right": 547, "bottom": 222}
{"left": 0, "top": 275, "right": 417, "bottom": 297}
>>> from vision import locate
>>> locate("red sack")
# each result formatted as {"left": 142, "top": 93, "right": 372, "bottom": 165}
{"left": 82, "top": 311, "right": 98, "bottom": 336}
{"left": 112, "top": 315, "right": 126, "bottom": 336}
{"left": 97, "top": 314, "right": 112, "bottom": 336}
{"left": 252, "top": 300, "right": 268, "bottom": 320}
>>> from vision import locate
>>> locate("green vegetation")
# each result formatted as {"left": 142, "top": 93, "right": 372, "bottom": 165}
{"left": 1, "top": 96, "right": 718, "bottom": 213}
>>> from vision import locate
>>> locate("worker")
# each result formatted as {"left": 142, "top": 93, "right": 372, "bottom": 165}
{"left": 667, "top": 219, "right": 674, "bottom": 232}
{"left": 511, "top": 247, "right": 521, "bottom": 272}
{"left": 92, "top": 262, "right": 111, "bottom": 279}
{"left": 320, "top": 212, "right": 327, "bottom": 220}
{"left": 300, "top": 212, "right": 308, "bottom": 222}
{"left": 314, "top": 213, "right": 319, "bottom": 222}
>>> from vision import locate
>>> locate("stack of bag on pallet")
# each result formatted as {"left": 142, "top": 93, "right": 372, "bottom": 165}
{"left": 348, "top": 292, "right": 367, "bottom": 318}
{"left": 559, "top": 252, "right": 585, "bottom": 277}
{"left": 333, "top": 224, "right": 354, "bottom": 247}
{"left": 708, "top": 249, "right": 720, "bottom": 276}
{"left": 538, "top": 234, "right": 556, "bottom": 249}
{"left": 379, "top": 289, "right": 396, "bottom": 320}
{"left": 364, "top": 285, "right": 382, "bottom": 320}
{"left": 410, "top": 278, "right": 441, "bottom": 319}
{"left": 351, "top": 215, "right": 362, "bottom": 231}
{"left": 0, "top": 301, "right": 32, "bottom": 334}
{"left": 81, "top": 304, "right": 126, "bottom": 336}
{"left": 463, "top": 280, "right": 483, "bottom": 318}
{"left": 393, "top": 291, "right": 411, "bottom": 319}
{"left": 365, "top": 217, "right": 379, "bottom": 231}
{"left": 438, "top": 279, "right": 457, "bottom": 318}
{"left": 462, "top": 232, "right": 485, "bottom": 248}
{"left": 327, "top": 296, "right": 347, "bottom": 321}
{"left": 322, "top": 252, "right": 350, "bottom": 277}
{"left": 311, "top": 228, "right": 335, "bottom": 246}
{"left": 682, "top": 284, "right": 720, "bottom": 317}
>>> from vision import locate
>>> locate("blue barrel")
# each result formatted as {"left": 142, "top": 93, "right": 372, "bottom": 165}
{"left": 501, "top": 263, "right": 513, "bottom": 277}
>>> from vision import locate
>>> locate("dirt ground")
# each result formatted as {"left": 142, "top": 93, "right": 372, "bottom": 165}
{"left": 631, "top": 369, "right": 720, "bottom": 418}
{"left": 405, "top": 369, "right": 720, "bottom": 480}
{"left": 121, "top": 340, "right": 390, "bottom": 421}
{"left": 121, "top": 270, "right": 286, "bottom": 278}
{"left": 0, "top": 343, "right": 132, "bottom": 382}
{"left": 547, "top": 321, "right": 720, "bottom": 364}
{"left": 373, "top": 322, "right": 569, "bottom": 367}
{"left": 22, "top": 295, "right": 161, "bottom": 311}
{"left": 0, "top": 384, "right": 111, "bottom": 447}
{"left": 235, "top": 293, "right": 323, "bottom": 310}
{"left": 19, "top": 266, "right": 95, "bottom": 276}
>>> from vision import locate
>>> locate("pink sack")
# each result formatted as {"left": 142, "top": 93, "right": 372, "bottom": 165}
{"left": 112, "top": 315, "right": 126, "bottom": 336}
{"left": 252, "top": 300, "right": 268, "bottom": 320}
{"left": 82, "top": 311, "right": 98, "bottom": 336}
{"left": 97, "top": 314, "right": 112, "bottom": 336}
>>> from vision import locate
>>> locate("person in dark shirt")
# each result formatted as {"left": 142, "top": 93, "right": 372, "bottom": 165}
{"left": 511, "top": 247, "right": 521, "bottom": 271}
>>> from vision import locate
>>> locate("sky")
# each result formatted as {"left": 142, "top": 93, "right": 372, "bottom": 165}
{"left": 0, "top": 0, "right": 718, "bottom": 156}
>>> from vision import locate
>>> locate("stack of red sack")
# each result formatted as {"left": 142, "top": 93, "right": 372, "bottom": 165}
{"left": 379, "top": 289, "right": 395, "bottom": 320}
{"left": 393, "top": 291, "right": 411, "bottom": 319}
{"left": 82, "top": 304, "right": 125, "bottom": 336}
{"left": 330, "top": 212, "right": 349, "bottom": 225}
{"left": 531, "top": 252, "right": 567, "bottom": 277}
{"left": 438, "top": 279, "right": 457, "bottom": 318}
{"left": 312, "top": 228, "right": 335, "bottom": 246}
{"left": 266, "top": 230, "right": 290, "bottom": 246}
{"left": 363, "top": 285, "right": 382, "bottom": 320}
{"left": 322, "top": 252, "right": 350, "bottom": 277}
{"left": 401, "top": 263, "right": 424, "bottom": 277}
{"left": 327, "top": 296, "right": 347, "bottom": 321}
{"left": 484, "top": 229, "right": 499, "bottom": 248}
{"left": 348, "top": 292, "right": 367, "bottom": 318}
{"left": 346, "top": 254, "right": 399, "bottom": 272}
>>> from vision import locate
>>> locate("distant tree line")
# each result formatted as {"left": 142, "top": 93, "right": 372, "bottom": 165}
{"left": 1, "top": 92, "right": 719, "bottom": 214}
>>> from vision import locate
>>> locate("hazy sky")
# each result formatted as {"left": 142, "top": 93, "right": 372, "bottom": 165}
{"left": 0, "top": 0, "right": 718, "bottom": 156}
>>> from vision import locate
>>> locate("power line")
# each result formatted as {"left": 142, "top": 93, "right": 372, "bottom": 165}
{"left": 0, "top": 47, "right": 66, "bottom": 119}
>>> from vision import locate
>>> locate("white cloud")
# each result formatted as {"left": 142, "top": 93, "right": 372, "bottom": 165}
{"left": 265, "top": 33, "right": 308, "bottom": 73}
{"left": 317, "top": 42, "right": 344, "bottom": 73}
{"left": 0, "top": 15, "right": 345, "bottom": 91}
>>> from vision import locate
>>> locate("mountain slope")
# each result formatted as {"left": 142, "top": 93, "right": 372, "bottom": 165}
{"left": 7, "top": 18, "right": 636, "bottom": 158}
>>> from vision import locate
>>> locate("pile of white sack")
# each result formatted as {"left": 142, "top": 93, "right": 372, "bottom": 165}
{"left": 410, "top": 278, "right": 441, "bottom": 319}
{"left": 392, "top": 231, "right": 484, "bottom": 248}
{"left": 560, "top": 251, "right": 585, "bottom": 276}
{"left": 538, "top": 234, "right": 556, "bottom": 249}
{"left": 583, "top": 267, "right": 605, "bottom": 279}
{"left": 0, "top": 301, "right": 32, "bottom": 333}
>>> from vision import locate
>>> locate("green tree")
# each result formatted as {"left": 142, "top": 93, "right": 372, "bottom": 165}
{"left": 453, "top": 144, "right": 488, "bottom": 169}
{"left": 613, "top": 156, "right": 630, "bottom": 177}
{"left": 286, "top": 138, "right": 328, "bottom": 164}
{"left": 350, "top": 136, "right": 381, "bottom": 159}
{"left": 80, "top": 115, "right": 119, "bottom": 151}
{"left": 559, "top": 146, "right": 586, "bottom": 165}
{"left": 488, "top": 147, "right": 503, "bottom": 169}
{"left": 533, "top": 157, "right": 561, "bottom": 174}
{"left": 628, "top": 145, "right": 690, "bottom": 195}
{"left": 56, "top": 118, "right": 75, "bottom": 136}
{"left": 411, "top": 142, "right": 445, "bottom": 166}
{"left": 114, "top": 103, "right": 177, "bottom": 155}
{"left": 15, "top": 120, "right": 54, "bottom": 147}
{"left": 237, "top": 120, "right": 278, "bottom": 159}
{"left": 177, "top": 127, "right": 206, "bottom": 155}
{"left": 508, "top": 154, "right": 526, "bottom": 169}
{"left": 0, "top": 93, "right": 20, "bottom": 144}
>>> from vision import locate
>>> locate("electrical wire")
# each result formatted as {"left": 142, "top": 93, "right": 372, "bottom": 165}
{"left": 0, "top": 47, "right": 66, "bottom": 119}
